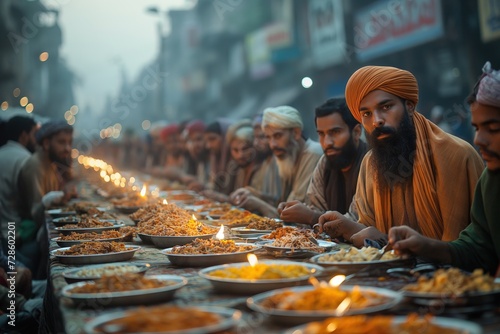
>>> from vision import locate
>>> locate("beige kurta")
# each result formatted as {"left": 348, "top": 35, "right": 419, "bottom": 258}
{"left": 281, "top": 139, "right": 323, "bottom": 203}
{"left": 354, "top": 113, "right": 485, "bottom": 241}
{"left": 18, "top": 149, "right": 62, "bottom": 225}
{"left": 249, "top": 156, "right": 281, "bottom": 205}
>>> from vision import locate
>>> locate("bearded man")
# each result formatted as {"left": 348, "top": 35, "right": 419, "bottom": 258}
{"left": 18, "top": 120, "right": 75, "bottom": 278}
{"left": 230, "top": 113, "right": 281, "bottom": 207}
{"left": 236, "top": 106, "right": 322, "bottom": 217}
{"left": 278, "top": 98, "right": 368, "bottom": 226}
{"left": 318, "top": 66, "right": 484, "bottom": 247}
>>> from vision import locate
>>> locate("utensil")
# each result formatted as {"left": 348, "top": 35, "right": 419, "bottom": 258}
{"left": 369, "top": 243, "right": 393, "bottom": 261}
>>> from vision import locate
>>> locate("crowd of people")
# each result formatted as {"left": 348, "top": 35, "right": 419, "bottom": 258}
{"left": 0, "top": 62, "right": 499, "bottom": 332}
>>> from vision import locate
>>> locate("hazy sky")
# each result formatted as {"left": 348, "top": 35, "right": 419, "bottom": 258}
{"left": 43, "top": 0, "right": 194, "bottom": 113}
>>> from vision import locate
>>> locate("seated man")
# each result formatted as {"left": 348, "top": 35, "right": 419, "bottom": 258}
{"left": 278, "top": 97, "right": 367, "bottom": 226}
{"left": 318, "top": 65, "right": 484, "bottom": 247}
{"left": 201, "top": 120, "right": 257, "bottom": 202}
{"left": 389, "top": 62, "right": 500, "bottom": 276}
{"left": 230, "top": 113, "right": 281, "bottom": 207}
{"left": 237, "top": 106, "right": 323, "bottom": 217}
{"left": 18, "top": 121, "right": 76, "bottom": 278}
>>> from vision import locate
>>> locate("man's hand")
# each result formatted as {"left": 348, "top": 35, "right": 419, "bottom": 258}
{"left": 317, "top": 211, "right": 365, "bottom": 241}
{"left": 279, "top": 201, "right": 319, "bottom": 226}
{"left": 388, "top": 226, "right": 426, "bottom": 256}
{"left": 187, "top": 180, "right": 205, "bottom": 192}
{"left": 349, "top": 226, "right": 387, "bottom": 248}
{"left": 229, "top": 188, "right": 252, "bottom": 206}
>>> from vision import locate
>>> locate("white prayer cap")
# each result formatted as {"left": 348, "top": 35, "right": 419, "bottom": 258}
{"left": 477, "top": 61, "right": 500, "bottom": 108}
{"left": 262, "top": 106, "right": 303, "bottom": 130}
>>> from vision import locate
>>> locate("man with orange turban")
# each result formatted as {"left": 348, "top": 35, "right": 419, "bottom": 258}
{"left": 317, "top": 65, "right": 484, "bottom": 248}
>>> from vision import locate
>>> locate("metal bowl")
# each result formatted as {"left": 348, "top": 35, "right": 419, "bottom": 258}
{"left": 309, "top": 252, "right": 414, "bottom": 275}
{"left": 137, "top": 233, "right": 154, "bottom": 244}
{"left": 62, "top": 274, "right": 187, "bottom": 307}
{"left": 247, "top": 285, "right": 403, "bottom": 326}
{"left": 50, "top": 245, "right": 141, "bottom": 265}
{"left": 46, "top": 209, "right": 76, "bottom": 218}
{"left": 114, "top": 205, "right": 143, "bottom": 214}
{"left": 51, "top": 236, "right": 124, "bottom": 248}
{"left": 54, "top": 224, "right": 125, "bottom": 236}
{"left": 84, "top": 305, "right": 241, "bottom": 334}
{"left": 149, "top": 234, "right": 214, "bottom": 248}
{"left": 62, "top": 263, "right": 150, "bottom": 284}
{"left": 52, "top": 216, "right": 80, "bottom": 226}
{"left": 161, "top": 243, "right": 261, "bottom": 267}
{"left": 199, "top": 260, "right": 323, "bottom": 295}
{"left": 283, "top": 315, "right": 482, "bottom": 333}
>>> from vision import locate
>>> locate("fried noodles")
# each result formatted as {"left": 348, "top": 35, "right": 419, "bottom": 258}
{"left": 67, "top": 273, "right": 170, "bottom": 293}
{"left": 56, "top": 241, "right": 129, "bottom": 255}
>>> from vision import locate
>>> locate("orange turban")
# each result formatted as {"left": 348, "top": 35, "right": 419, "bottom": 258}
{"left": 345, "top": 66, "right": 419, "bottom": 123}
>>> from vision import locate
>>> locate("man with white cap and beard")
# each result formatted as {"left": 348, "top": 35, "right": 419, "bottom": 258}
{"left": 234, "top": 106, "right": 322, "bottom": 218}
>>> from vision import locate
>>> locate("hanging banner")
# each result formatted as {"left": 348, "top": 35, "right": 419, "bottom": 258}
{"left": 354, "top": 0, "right": 444, "bottom": 61}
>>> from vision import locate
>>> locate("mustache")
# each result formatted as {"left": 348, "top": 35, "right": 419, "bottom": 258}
{"left": 480, "top": 148, "right": 500, "bottom": 159}
{"left": 324, "top": 146, "right": 341, "bottom": 152}
{"left": 372, "top": 126, "right": 396, "bottom": 138}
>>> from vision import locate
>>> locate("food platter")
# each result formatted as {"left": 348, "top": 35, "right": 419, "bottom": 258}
{"left": 46, "top": 209, "right": 77, "bottom": 218}
{"left": 149, "top": 234, "right": 215, "bottom": 248}
{"left": 51, "top": 216, "right": 80, "bottom": 226}
{"left": 62, "top": 274, "right": 186, "bottom": 307}
{"left": 50, "top": 245, "right": 141, "bottom": 265}
{"left": 261, "top": 240, "right": 337, "bottom": 258}
{"left": 402, "top": 289, "right": 500, "bottom": 308}
{"left": 231, "top": 227, "right": 273, "bottom": 235}
{"left": 309, "top": 252, "right": 414, "bottom": 275}
{"left": 84, "top": 306, "right": 241, "bottom": 334}
{"left": 137, "top": 233, "right": 154, "bottom": 244}
{"left": 47, "top": 207, "right": 109, "bottom": 218}
{"left": 51, "top": 236, "right": 124, "bottom": 248}
{"left": 114, "top": 205, "right": 144, "bottom": 214}
{"left": 161, "top": 243, "right": 261, "bottom": 267}
{"left": 54, "top": 224, "right": 125, "bottom": 235}
{"left": 247, "top": 285, "right": 403, "bottom": 325}
{"left": 62, "top": 263, "right": 150, "bottom": 283}
{"left": 198, "top": 260, "right": 323, "bottom": 295}
{"left": 283, "top": 315, "right": 482, "bottom": 334}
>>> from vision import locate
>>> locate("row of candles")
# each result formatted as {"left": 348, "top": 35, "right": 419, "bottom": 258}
{"left": 77, "top": 155, "right": 159, "bottom": 198}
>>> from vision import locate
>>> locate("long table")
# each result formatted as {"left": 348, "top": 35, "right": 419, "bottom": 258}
{"left": 39, "top": 191, "right": 500, "bottom": 333}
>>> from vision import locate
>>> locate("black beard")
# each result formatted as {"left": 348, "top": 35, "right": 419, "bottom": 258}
{"left": 48, "top": 147, "right": 71, "bottom": 167}
{"left": 325, "top": 135, "right": 357, "bottom": 170}
{"left": 366, "top": 111, "right": 417, "bottom": 189}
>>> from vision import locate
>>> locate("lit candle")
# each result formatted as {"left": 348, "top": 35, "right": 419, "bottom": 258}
{"left": 163, "top": 199, "right": 168, "bottom": 205}
{"left": 247, "top": 254, "right": 258, "bottom": 267}
{"left": 140, "top": 185, "right": 147, "bottom": 197}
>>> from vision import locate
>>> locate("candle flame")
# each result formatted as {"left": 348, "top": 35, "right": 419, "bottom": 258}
{"left": 140, "top": 185, "right": 147, "bottom": 197}
{"left": 335, "top": 297, "right": 351, "bottom": 316}
{"left": 329, "top": 275, "right": 346, "bottom": 287}
{"left": 216, "top": 225, "right": 225, "bottom": 239}
{"left": 247, "top": 254, "right": 258, "bottom": 267}
{"left": 191, "top": 214, "right": 197, "bottom": 221}
{"left": 163, "top": 199, "right": 168, "bottom": 205}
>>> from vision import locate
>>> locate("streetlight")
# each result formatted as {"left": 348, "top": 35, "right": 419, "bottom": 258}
{"left": 302, "top": 77, "right": 313, "bottom": 89}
